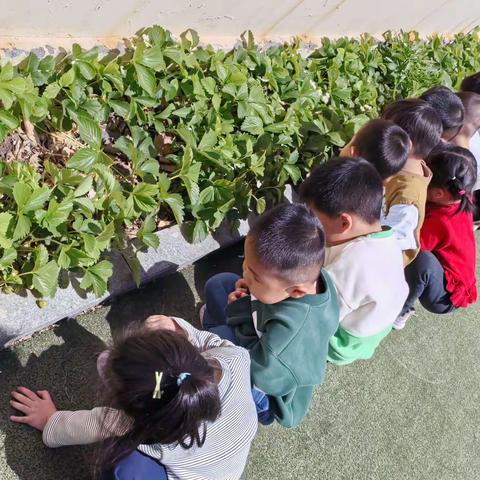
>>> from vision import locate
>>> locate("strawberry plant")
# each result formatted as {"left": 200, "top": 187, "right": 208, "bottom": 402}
{"left": 1, "top": 25, "right": 480, "bottom": 300}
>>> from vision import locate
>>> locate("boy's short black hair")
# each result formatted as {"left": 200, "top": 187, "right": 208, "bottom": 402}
{"left": 420, "top": 86, "right": 465, "bottom": 140}
{"left": 382, "top": 98, "right": 442, "bottom": 159}
{"left": 457, "top": 91, "right": 480, "bottom": 134}
{"left": 248, "top": 203, "right": 325, "bottom": 284}
{"left": 299, "top": 157, "right": 383, "bottom": 225}
{"left": 460, "top": 72, "right": 480, "bottom": 95}
{"left": 353, "top": 119, "right": 410, "bottom": 180}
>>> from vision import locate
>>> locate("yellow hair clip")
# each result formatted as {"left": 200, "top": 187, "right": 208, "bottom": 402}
{"left": 153, "top": 371, "right": 163, "bottom": 399}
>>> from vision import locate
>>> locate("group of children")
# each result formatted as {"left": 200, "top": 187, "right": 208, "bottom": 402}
{"left": 9, "top": 72, "right": 480, "bottom": 480}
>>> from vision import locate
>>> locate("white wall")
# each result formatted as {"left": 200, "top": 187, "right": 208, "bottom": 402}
{"left": 1, "top": 0, "right": 480, "bottom": 49}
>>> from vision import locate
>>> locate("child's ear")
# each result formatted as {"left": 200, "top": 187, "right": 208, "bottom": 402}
{"left": 339, "top": 213, "right": 354, "bottom": 233}
{"left": 340, "top": 138, "right": 355, "bottom": 157}
{"left": 350, "top": 145, "right": 359, "bottom": 157}
{"left": 287, "top": 286, "right": 308, "bottom": 299}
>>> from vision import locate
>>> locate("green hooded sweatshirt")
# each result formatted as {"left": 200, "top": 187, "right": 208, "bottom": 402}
{"left": 226, "top": 270, "right": 339, "bottom": 428}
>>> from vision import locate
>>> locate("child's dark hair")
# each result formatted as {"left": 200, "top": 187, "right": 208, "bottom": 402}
{"left": 96, "top": 327, "right": 221, "bottom": 473}
{"left": 427, "top": 144, "right": 477, "bottom": 214}
{"left": 456, "top": 91, "right": 480, "bottom": 136}
{"left": 420, "top": 86, "right": 465, "bottom": 140}
{"left": 248, "top": 203, "right": 325, "bottom": 284}
{"left": 382, "top": 98, "right": 442, "bottom": 158}
{"left": 460, "top": 72, "right": 480, "bottom": 94}
{"left": 299, "top": 157, "right": 383, "bottom": 225}
{"left": 353, "top": 119, "right": 410, "bottom": 180}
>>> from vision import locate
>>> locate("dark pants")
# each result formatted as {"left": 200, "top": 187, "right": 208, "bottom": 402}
{"left": 203, "top": 272, "right": 240, "bottom": 342}
{"left": 101, "top": 451, "right": 168, "bottom": 480}
{"left": 203, "top": 272, "right": 273, "bottom": 425}
{"left": 474, "top": 190, "right": 480, "bottom": 222}
{"left": 402, "top": 251, "right": 455, "bottom": 315}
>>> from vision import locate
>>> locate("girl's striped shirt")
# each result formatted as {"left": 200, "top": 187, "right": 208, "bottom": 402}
{"left": 42, "top": 319, "right": 258, "bottom": 480}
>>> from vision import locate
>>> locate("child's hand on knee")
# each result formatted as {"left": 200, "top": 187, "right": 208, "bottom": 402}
{"left": 235, "top": 278, "right": 249, "bottom": 292}
{"left": 228, "top": 289, "right": 248, "bottom": 304}
{"left": 10, "top": 387, "right": 57, "bottom": 431}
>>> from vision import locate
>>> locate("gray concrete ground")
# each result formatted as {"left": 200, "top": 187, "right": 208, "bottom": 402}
{"left": 1, "top": 239, "right": 480, "bottom": 480}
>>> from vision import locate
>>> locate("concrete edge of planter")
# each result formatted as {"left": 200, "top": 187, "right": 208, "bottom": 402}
{"left": 0, "top": 185, "right": 294, "bottom": 349}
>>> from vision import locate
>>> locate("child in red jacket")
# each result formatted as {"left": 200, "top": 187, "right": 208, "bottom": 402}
{"left": 394, "top": 144, "right": 478, "bottom": 329}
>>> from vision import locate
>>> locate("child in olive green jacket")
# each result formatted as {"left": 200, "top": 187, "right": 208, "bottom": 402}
{"left": 201, "top": 203, "right": 339, "bottom": 428}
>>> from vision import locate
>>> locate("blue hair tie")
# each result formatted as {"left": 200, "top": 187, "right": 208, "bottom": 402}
{"left": 177, "top": 372, "right": 191, "bottom": 386}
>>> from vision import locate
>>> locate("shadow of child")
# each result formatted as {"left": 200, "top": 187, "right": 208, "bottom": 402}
{"left": 106, "top": 270, "right": 198, "bottom": 339}
{"left": 1, "top": 320, "right": 107, "bottom": 480}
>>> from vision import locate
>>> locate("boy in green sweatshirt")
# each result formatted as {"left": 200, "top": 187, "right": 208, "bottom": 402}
{"left": 201, "top": 203, "right": 339, "bottom": 428}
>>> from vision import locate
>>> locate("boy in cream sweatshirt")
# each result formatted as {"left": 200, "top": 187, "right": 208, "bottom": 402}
{"left": 300, "top": 157, "right": 409, "bottom": 365}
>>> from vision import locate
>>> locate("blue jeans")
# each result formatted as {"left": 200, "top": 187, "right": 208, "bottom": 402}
{"left": 101, "top": 451, "right": 168, "bottom": 480}
{"left": 203, "top": 272, "right": 274, "bottom": 425}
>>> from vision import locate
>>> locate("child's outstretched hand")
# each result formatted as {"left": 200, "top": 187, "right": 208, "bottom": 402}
{"left": 145, "top": 315, "right": 186, "bottom": 335}
{"left": 10, "top": 387, "right": 57, "bottom": 431}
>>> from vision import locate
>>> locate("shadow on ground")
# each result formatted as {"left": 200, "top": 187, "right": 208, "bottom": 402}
{"left": 105, "top": 241, "right": 244, "bottom": 337}
{"left": 0, "top": 321, "right": 106, "bottom": 480}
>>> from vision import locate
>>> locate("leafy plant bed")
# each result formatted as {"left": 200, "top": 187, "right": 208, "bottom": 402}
{"left": 1, "top": 25, "right": 480, "bottom": 302}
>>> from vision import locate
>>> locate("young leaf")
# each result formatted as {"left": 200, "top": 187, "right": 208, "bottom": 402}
{"left": 24, "top": 187, "right": 50, "bottom": 211}
{"left": 77, "top": 60, "right": 96, "bottom": 80}
{"left": 80, "top": 260, "right": 113, "bottom": 297}
{"left": 43, "top": 82, "right": 61, "bottom": 99}
{"left": 164, "top": 194, "right": 185, "bottom": 225}
{"left": 76, "top": 115, "right": 102, "bottom": 149}
{"left": 59, "top": 68, "right": 75, "bottom": 87}
{"left": 33, "top": 245, "right": 49, "bottom": 269}
{"left": 140, "top": 233, "right": 160, "bottom": 249}
{"left": 96, "top": 222, "right": 115, "bottom": 247}
{"left": 131, "top": 183, "right": 158, "bottom": 213}
{"left": 256, "top": 197, "right": 266, "bottom": 214}
{"left": 198, "top": 130, "right": 217, "bottom": 150}
{"left": 67, "top": 148, "right": 98, "bottom": 172}
{"left": 0, "top": 212, "right": 13, "bottom": 249}
{"left": 0, "top": 111, "right": 20, "bottom": 130}
{"left": 140, "top": 46, "right": 166, "bottom": 71}
{"left": 241, "top": 116, "right": 264, "bottom": 135}
{"left": 109, "top": 99, "right": 130, "bottom": 118}
{"left": 74, "top": 176, "right": 94, "bottom": 197}
{"left": 184, "top": 219, "right": 209, "bottom": 243}
{"left": 39, "top": 199, "right": 73, "bottom": 235}
{"left": 134, "top": 64, "right": 157, "bottom": 96}
{"left": 0, "top": 247, "right": 16, "bottom": 268}
{"left": 283, "top": 164, "right": 302, "bottom": 183}
{"left": 201, "top": 77, "right": 216, "bottom": 95}
{"left": 32, "top": 260, "right": 60, "bottom": 297}
{"left": 13, "top": 214, "right": 31, "bottom": 240}
{"left": 13, "top": 183, "right": 31, "bottom": 210}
